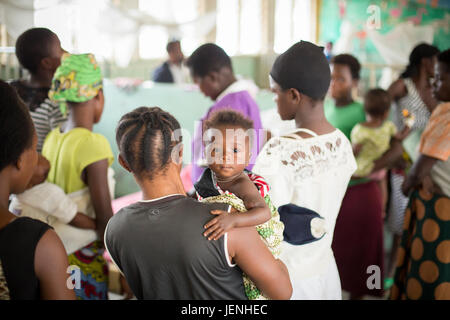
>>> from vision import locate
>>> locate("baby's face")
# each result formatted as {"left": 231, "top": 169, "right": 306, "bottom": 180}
{"left": 205, "top": 125, "right": 251, "bottom": 180}
{"left": 27, "top": 155, "right": 50, "bottom": 189}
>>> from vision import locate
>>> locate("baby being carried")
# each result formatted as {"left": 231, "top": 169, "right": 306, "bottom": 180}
{"left": 194, "top": 110, "right": 284, "bottom": 300}
{"left": 9, "top": 154, "right": 97, "bottom": 254}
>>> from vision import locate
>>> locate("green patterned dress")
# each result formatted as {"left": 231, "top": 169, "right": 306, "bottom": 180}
{"left": 198, "top": 171, "right": 284, "bottom": 300}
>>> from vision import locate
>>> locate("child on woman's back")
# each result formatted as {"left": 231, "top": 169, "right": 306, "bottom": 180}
{"left": 351, "top": 88, "right": 410, "bottom": 211}
{"left": 194, "top": 110, "right": 284, "bottom": 300}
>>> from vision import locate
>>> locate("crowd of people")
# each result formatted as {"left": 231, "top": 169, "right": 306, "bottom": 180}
{"left": 0, "top": 27, "right": 448, "bottom": 300}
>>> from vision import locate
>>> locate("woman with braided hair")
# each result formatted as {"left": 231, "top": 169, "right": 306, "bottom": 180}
{"left": 41, "top": 53, "right": 114, "bottom": 300}
{"left": 105, "top": 107, "right": 292, "bottom": 300}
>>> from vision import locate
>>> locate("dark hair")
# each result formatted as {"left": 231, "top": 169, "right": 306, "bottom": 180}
{"left": 401, "top": 43, "right": 440, "bottom": 78}
{"left": 186, "top": 43, "right": 232, "bottom": 78}
{"left": 116, "top": 107, "right": 182, "bottom": 178}
{"left": 437, "top": 49, "right": 450, "bottom": 73}
{"left": 166, "top": 39, "right": 180, "bottom": 53}
{"left": 363, "top": 88, "right": 391, "bottom": 118}
{"left": 331, "top": 54, "right": 361, "bottom": 80}
{"left": 15, "top": 28, "right": 58, "bottom": 74}
{"left": 0, "top": 80, "right": 35, "bottom": 172}
{"left": 271, "top": 41, "right": 331, "bottom": 101}
{"left": 204, "top": 109, "right": 254, "bottom": 131}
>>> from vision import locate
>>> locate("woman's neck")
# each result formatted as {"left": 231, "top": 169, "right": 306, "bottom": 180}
{"left": 295, "top": 102, "right": 335, "bottom": 135}
{"left": 138, "top": 173, "right": 186, "bottom": 201}
{"left": 335, "top": 95, "right": 354, "bottom": 107}
{"left": 214, "top": 74, "right": 237, "bottom": 101}
{"left": 27, "top": 72, "right": 53, "bottom": 89}
{"left": 411, "top": 65, "right": 430, "bottom": 87}
{"left": 64, "top": 105, "right": 94, "bottom": 132}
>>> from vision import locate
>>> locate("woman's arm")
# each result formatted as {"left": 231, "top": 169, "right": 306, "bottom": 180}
{"left": 228, "top": 226, "right": 292, "bottom": 300}
{"left": 34, "top": 229, "right": 76, "bottom": 300}
{"left": 402, "top": 154, "right": 438, "bottom": 196}
{"left": 387, "top": 78, "right": 407, "bottom": 102}
{"left": 83, "top": 159, "right": 113, "bottom": 242}
{"left": 69, "top": 212, "right": 96, "bottom": 230}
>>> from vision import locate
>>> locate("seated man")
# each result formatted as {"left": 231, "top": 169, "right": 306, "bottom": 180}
{"left": 106, "top": 106, "right": 292, "bottom": 300}
{"left": 152, "top": 39, "right": 190, "bottom": 84}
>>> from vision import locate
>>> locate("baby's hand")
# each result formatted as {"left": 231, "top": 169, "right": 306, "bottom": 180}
{"left": 203, "top": 210, "right": 237, "bottom": 240}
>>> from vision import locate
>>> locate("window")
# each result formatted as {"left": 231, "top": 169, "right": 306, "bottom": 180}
{"left": 274, "top": 0, "right": 312, "bottom": 53}
{"left": 239, "top": 0, "right": 262, "bottom": 54}
{"left": 216, "top": 0, "right": 262, "bottom": 56}
{"left": 34, "top": 0, "right": 112, "bottom": 59}
{"left": 216, "top": 0, "right": 239, "bottom": 56}
{"left": 138, "top": 0, "right": 199, "bottom": 59}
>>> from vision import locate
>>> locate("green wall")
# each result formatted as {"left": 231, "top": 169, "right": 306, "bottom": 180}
{"left": 319, "top": 0, "right": 450, "bottom": 64}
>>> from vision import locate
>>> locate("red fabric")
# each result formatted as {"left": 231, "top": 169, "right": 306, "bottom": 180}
{"left": 331, "top": 181, "right": 385, "bottom": 297}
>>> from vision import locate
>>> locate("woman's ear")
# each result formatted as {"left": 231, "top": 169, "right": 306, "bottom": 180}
{"left": 40, "top": 57, "right": 53, "bottom": 70}
{"left": 207, "top": 71, "right": 218, "bottom": 83}
{"left": 93, "top": 89, "right": 105, "bottom": 123}
{"left": 171, "top": 143, "right": 184, "bottom": 166}
{"left": 118, "top": 154, "right": 132, "bottom": 172}
{"left": 14, "top": 153, "right": 24, "bottom": 171}
{"left": 289, "top": 88, "right": 302, "bottom": 104}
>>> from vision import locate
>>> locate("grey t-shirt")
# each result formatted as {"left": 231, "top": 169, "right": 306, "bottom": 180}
{"left": 105, "top": 195, "right": 247, "bottom": 300}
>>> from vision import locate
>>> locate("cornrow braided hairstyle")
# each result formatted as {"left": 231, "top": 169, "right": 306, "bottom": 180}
{"left": 116, "top": 107, "right": 182, "bottom": 179}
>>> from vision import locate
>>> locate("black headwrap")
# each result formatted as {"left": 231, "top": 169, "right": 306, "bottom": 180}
{"left": 270, "top": 41, "right": 331, "bottom": 100}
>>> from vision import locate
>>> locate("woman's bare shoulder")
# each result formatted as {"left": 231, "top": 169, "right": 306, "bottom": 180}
{"left": 388, "top": 78, "right": 407, "bottom": 100}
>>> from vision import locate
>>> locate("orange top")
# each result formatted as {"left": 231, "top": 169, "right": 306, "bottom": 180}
{"left": 419, "top": 102, "right": 450, "bottom": 161}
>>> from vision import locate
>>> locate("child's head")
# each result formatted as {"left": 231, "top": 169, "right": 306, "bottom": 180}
{"left": 186, "top": 43, "right": 233, "bottom": 100}
{"left": 15, "top": 28, "right": 64, "bottom": 77}
{"left": 116, "top": 107, "right": 182, "bottom": 181}
{"left": 203, "top": 110, "right": 254, "bottom": 180}
{"left": 401, "top": 43, "right": 440, "bottom": 79}
{"left": 269, "top": 41, "right": 331, "bottom": 120}
{"left": 0, "top": 80, "right": 38, "bottom": 195}
{"left": 49, "top": 53, "right": 104, "bottom": 121}
{"left": 363, "top": 88, "right": 391, "bottom": 121}
{"left": 433, "top": 49, "right": 450, "bottom": 102}
{"left": 27, "top": 155, "right": 51, "bottom": 189}
{"left": 330, "top": 54, "right": 361, "bottom": 101}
